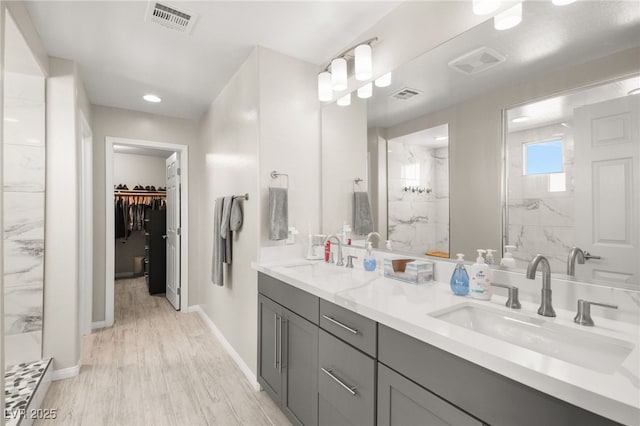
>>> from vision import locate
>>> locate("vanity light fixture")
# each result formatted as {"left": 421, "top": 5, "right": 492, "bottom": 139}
{"left": 318, "top": 71, "right": 333, "bottom": 101}
{"left": 628, "top": 88, "right": 640, "bottom": 96}
{"left": 317, "top": 37, "right": 378, "bottom": 101}
{"left": 552, "top": 0, "right": 576, "bottom": 5}
{"left": 511, "top": 115, "right": 529, "bottom": 123}
{"left": 473, "top": 0, "right": 501, "bottom": 15}
{"left": 357, "top": 82, "right": 373, "bottom": 99}
{"left": 375, "top": 72, "right": 392, "bottom": 88}
{"left": 337, "top": 93, "right": 351, "bottom": 107}
{"left": 143, "top": 94, "right": 162, "bottom": 103}
{"left": 494, "top": 2, "right": 522, "bottom": 31}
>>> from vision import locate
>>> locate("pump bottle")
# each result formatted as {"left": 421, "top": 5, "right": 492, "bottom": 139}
{"left": 469, "top": 249, "right": 492, "bottom": 300}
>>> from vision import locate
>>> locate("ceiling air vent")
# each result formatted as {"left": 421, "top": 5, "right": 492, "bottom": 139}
{"left": 145, "top": 2, "right": 198, "bottom": 34}
{"left": 391, "top": 87, "right": 422, "bottom": 100}
{"left": 448, "top": 47, "right": 506, "bottom": 75}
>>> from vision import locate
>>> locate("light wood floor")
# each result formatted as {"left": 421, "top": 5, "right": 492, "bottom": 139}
{"left": 37, "top": 277, "right": 291, "bottom": 426}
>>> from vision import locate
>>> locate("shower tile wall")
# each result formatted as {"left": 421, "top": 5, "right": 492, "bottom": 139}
{"left": 507, "top": 122, "right": 575, "bottom": 272}
{"left": 3, "top": 73, "right": 45, "bottom": 367}
{"left": 388, "top": 141, "right": 449, "bottom": 255}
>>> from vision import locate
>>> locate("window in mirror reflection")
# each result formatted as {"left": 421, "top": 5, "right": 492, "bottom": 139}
{"left": 505, "top": 75, "right": 639, "bottom": 288}
{"left": 387, "top": 124, "right": 449, "bottom": 257}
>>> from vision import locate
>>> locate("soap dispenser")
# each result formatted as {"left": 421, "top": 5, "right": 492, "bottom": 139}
{"left": 469, "top": 249, "right": 492, "bottom": 300}
{"left": 485, "top": 249, "right": 496, "bottom": 265}
{"left": 363, "top": 242, "right": 377, "bottom": 271}
{"left": 500, "top": 245, "right": 517, "bottom": 268}
{"left": 450, "top": 253, "right": 469, "bottom": 296}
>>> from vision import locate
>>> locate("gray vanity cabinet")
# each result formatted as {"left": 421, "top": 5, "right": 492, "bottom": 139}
{"left": 378, "top": 363, "right": 482, "bottom": 426}
{"left": 257, "top": 279, "right": 319, "bottom": 426}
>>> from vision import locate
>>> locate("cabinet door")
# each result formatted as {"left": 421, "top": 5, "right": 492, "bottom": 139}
{"left": 282, "top": 308, "right": 319, "bottom": 426}
{"left": 378, "top": 363, "right": 482, "bottom": 426}
{"left": 258, "top": 295, "right": 283, "bottom": 404}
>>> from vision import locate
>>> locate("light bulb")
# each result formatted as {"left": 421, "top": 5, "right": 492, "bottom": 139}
{"left": 318, "top": 72, "right": 332, "bottom": 102}
{"left": 331, "top": 58, "right": 348, "bottom": 91}
{"left": 337, "top": 93, "right": 351, "bottom": 107}
{"left": 143, "top": 94, "right": 162, "bottom": 103}
{"left": 494, "top": 3, "right": 522, "bottom": 31}
{"left": 374, "top": 72, "right": 392, "bottom": 88}
{"left": 357, "top": 83, "right": 373, "bottom": 99}
{"left": 354, "top": 44, "right": 372, "bottom": 81}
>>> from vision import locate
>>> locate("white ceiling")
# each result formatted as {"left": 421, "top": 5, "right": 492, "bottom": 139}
{"left": 366, "top": 1, "right": 640, "bottom": 129}
{"left": 24, "top": 1, "right": 400, "bottom": 120}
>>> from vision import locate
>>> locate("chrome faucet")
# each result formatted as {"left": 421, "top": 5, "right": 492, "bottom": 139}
{"left": 324, "top": 234, "right": 344, "bottom": 266}
{"left": 526, "top": 254, "right": 556, "bottom": 317}
{"left": 566, "top": 247, "right": 585, "bottom": 276}
{"left": 366, "top": 232, "right": 381, "bottom": 246}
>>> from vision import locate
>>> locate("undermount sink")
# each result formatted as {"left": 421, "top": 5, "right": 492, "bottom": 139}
{"left": 430, "top": 303, "right": 634, "bottom": 374}
{"left": 279, "top": 261, "right": 377, "bottom": 288}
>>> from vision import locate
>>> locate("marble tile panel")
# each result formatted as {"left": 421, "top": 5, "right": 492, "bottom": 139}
{"left": 4, "top": 285, "right": 43, "bottom": 335}
{"left": 4, "top": 240, "right": 43, "bottom": 289}
{"left": 3, "top": 145, "right": 45, "bottom": 192}
{"left": 508, "top": 197, "right": 575, "bottom": 228}
{"left": 507, "top": 224, "right": 576, "bottom": 273}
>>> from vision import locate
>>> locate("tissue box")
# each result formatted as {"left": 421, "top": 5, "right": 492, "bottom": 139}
{"left": 384, "top": 259, "right": 434, "bottom": 284}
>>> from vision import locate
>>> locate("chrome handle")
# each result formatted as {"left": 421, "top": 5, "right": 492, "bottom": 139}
{"left": 273, "top": 314, "right": 278, "bottom": 370}
{"left": 321, "top": 368, "right": 357, "bottom": 396}
{"left": 583, "top": 252, "right": 601, "bottom": 260}
{"left": 277, "top": 315, "right": 282, "bottom": 373}
{"left": 322, "top": 315, "right": 358, "bottom": 334}
{"left": 492, "top": 283, "right": 521, "bottom": 309}
{"left": 162, "top": 235, "right": 167, "bottom": 239}
{"left": 346, "top": 255, "right": 358, "bottom": 268}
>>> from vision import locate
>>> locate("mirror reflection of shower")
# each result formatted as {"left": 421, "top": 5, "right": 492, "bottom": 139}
{"left": 387, "top": 124, "right": 449, "bottom": 257}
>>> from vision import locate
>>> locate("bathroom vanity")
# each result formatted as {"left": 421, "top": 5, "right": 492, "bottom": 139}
{"left": 254, "top": 258, "right": 639, "bottom": 426}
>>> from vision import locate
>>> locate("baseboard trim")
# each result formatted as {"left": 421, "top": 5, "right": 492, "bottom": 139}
{"left": 51, "top": 364, "right": 80, "bottom": 381}
{"left": 189, "top": 305, "right": 261, "bottom": 391}
{"left": 91, "top": 320, "right": 107, "bottom": 330}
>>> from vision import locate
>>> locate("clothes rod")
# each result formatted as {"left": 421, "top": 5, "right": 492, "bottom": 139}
{"left": 114, "top": 190, "right": 166, "bottom": 196}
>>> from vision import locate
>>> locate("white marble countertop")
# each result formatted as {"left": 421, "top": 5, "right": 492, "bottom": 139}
{"left": 252, "top": 258, "right": 640, "bottom": 425}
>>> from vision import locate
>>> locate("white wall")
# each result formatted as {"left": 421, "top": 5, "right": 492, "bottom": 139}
{"left": 91, "top": 105, "right": 198, "bottom": 321}
{"left": 1, "top": 0, "right": 6, "bottom": 410}
{"left": 321, "top": 97, "right": 367, "bottom": 235}
{"left": 196, "top": 47, "right": 321, "bottom": 378}
{"left": 113, "top": 153, "right": 167, "bottom": 189}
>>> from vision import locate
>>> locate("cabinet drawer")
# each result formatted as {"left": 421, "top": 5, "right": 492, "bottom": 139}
{"left": 258, "top": 273, "right": 319, "bottom": 324}
{"left": 318, "top": 330, "right": 375, "bottom": 426}
{"left": 319, "top": 299, "right": 377, "bottom": 357}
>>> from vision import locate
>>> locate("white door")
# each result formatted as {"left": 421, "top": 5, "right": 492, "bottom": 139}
{"left": 166, "top": 152, "right": 181, "bottom": 309}
{"left": 574, "top": 95, "right": 640, "bottom": 286}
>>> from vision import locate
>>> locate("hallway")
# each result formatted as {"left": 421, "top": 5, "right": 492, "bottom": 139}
{"left": 37, "top": 278, "right": 290, "bottom": 426}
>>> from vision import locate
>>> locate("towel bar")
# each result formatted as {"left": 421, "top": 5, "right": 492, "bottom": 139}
{"left": 353, "top": 177, "right": 364, "bottom": 192}
{"left": 270, "top": 171, "right": 289, "bottom": 189}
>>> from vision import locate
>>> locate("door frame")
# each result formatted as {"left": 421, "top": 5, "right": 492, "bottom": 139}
{"left": 79, "top": 112, "right": 93, "bottom": 335}
{"left": 105, "top": 136, "right": 189, "bottom": 326}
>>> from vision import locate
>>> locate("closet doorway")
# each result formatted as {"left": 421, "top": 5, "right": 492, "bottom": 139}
{"left": 104, "top": 137, "right": 189, "bottom": 327}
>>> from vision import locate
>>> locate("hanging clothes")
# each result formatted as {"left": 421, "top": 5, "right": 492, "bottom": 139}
{"left": 115, "top": 192, "right": 166, "bottom": 240}
{"left": 115, "top": 197, "right": 126, "bottom": 239}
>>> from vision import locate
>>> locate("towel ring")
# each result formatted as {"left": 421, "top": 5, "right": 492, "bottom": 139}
{"left": 270, "top": 171, "right": 289, "bottom": 189}
{"left": 353, "top": 178, "right": 364, "bottom": 192}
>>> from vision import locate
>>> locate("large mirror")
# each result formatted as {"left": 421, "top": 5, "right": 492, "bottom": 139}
{"left": 321, "top": 0, "right": 640, "bottom": 289}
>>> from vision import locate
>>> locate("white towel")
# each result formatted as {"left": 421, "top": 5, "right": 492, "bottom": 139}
{"left": 211, "top": 198, "right": 225, "bottom": 286}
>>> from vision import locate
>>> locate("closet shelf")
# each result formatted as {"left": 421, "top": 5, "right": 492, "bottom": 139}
{"left": 114, "top": 190, "right": 166, "bottom": 196}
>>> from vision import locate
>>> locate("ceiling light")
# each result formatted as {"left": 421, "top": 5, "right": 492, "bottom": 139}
{"left": 357, "top": 82, "right": 373, "bottom": 99}
{"left": 628, "top": 88, "right": 640, "bottom": 96}
{"left": 331, "top": 58, "right": 348, "bottom": 91}
{"left": 561, "top": 122, "right": 570, "bottom": 128}
{"left": 3, "top": 117, "right": 19, "bottom": 122}
{"left": 552, "top": 0, "right": 576, "bottom": 5}
{"left": 375, "top": 72, "right": 392, "bottom": 88}
{"left": 473, "top": 0, "right": 501, "bottom": 15}
{"left": 494, "top": 3, "right": 522, "bottom": 31}
{"left": 434, "top": 136, "right": 448, "bottom": 141}
{"left": 355, "top": 44, "right": 372, "bottom": 81}
{"left": 143, "top": 94, "right": 162, "bottom": 103}
{"left": 337, "top": 93, "right": 351, "bottom": 107}
{"left": 511, "top": 115, "right": 529, "bottom": 123}
{"left": 318, "top": 72, "right": 332, "bottom": 102}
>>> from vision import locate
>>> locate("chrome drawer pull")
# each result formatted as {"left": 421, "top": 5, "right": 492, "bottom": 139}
{"left": 321, "top": 367, "right": 357, "bottom": 396}
{"left": 322, "top": 315, "right": 359, "bottom": 335}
